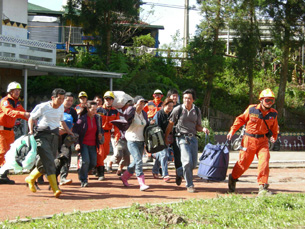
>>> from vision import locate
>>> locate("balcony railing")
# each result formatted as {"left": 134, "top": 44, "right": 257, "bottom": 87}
{"left": 0, "top": 35, "right": 56, "bottom": 65}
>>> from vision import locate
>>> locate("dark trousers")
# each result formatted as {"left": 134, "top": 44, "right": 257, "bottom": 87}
{"left": 173, "top": 136, "right": 182, "bottom": 169}
{"left": 55, "top": 134, "right": 72, "bottom": 179}
{"left": 35, "top": 131, "right": 58, "bottom": 175}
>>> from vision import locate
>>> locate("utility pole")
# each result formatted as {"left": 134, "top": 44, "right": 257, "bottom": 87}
{"left": 183, "top": 0, "right": 189, "bottom": 59}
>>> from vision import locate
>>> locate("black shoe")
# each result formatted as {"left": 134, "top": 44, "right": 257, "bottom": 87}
{"left": 0, "top": 171, "right": 15, "bottom": 184}
{"left": 228, "top": 174, "right": 237, "bottom": 192}
{"left": 176, "top": 174, "right": 182, "bottom": 186}
{"left": 116, "top": 170, "right": 122, "bottom": 176}
{"left": 0, "top": 177, "right": 15, "bottom": 184}
{"left": 37, "top": 175, "right": 44, "bottom": 184}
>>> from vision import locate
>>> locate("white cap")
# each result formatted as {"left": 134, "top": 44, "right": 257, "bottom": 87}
{"left": 153, "top": 89, "right": 163, "bottom": 94}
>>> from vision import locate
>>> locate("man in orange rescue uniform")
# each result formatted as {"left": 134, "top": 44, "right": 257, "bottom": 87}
{"left": 0, "top": 82, "right": 30, "bottom": 184}
{"left": 96, "top": 91, "right": 120, "bottom": 180}
{"left": 143, "top": 89, "right": 164, "bottom": 121}
{"left": 227, "top": 88, "right": 278, "bottom": 196}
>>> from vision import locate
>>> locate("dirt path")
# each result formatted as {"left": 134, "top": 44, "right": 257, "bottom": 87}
{"left": 0, "top": 168, "right": 304, "bottom": 222}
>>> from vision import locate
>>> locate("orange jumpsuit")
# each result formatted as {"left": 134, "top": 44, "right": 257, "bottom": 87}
{"left": 96, "top": 105, "right": 120, "bottom": 166}
{"left": 143, "top": 99, "right": 163, "bottom": 119}
{"left": 0, "top": 95, "right": 28, "bottom": 166}
{"left": 229, "top": 104, "right": 278, "bottom": 185}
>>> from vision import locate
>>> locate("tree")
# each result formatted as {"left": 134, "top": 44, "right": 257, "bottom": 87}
{"left": 260, "top": 0, "right": 305, "bottom": 119}
{"left": 231, "top": 0, "right": 261, "bottom": 104}
{"left": 66, "top": 0, "right": 140, "bottom": 66}
{"left": 188, "top": 0, "right": 228, "bottom": 116}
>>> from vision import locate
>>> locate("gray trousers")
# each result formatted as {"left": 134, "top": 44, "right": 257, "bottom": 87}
{"left": 110, "top": 138, "right": 130, "bottom": 167}
{"left": 35, "top": 131, "right": 59, "bottom": 175}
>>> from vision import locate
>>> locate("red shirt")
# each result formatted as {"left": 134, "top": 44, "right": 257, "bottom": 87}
{"left": 83, "top": 116, "right": 97, "bottom": 146}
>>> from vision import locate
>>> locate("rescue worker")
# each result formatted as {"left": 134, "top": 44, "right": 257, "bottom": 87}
{"left": 0, "top": 82, "right": 30, "bottom": 184}
{"left": 143, "top": 89, "right": 164, "bottom": 162}
{"left": 143, "top": 89, "right": 164, "bottom": 120}
{"left": 96, "top": 91, "right": 120, "bottom": 180}
{"left": 227, "top": 88, "right": 279, "bottom": 196}
{"left": 75, "top": 91, "right": 88, "bottom": 115}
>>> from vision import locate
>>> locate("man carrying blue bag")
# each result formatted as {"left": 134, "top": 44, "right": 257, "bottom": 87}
{"left": 165, "top": 89, "right": 209, "bottom": 193}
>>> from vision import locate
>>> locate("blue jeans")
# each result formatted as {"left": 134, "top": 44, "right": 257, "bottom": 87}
{"left": 176, "top": 136, "right": 198, "bottom": 188}
{"left": 152, "top": 148, "right": 169, "bottom": 177}
{"left": 79, "top": 144, "right": 97, "bottom": 183}
{"left": 127, "top": 141, "right": 144, "bottom": 177}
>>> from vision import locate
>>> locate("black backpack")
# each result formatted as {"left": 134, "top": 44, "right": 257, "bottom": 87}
{"left": 144, "top": 124, "right": 167, "bottom": 153}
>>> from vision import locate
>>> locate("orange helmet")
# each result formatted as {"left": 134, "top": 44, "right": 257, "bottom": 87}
{"left": 259, "top": 88, "right": 275, "bottom": 100}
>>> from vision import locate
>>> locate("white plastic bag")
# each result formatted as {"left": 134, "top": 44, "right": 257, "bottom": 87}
{"left": 0, "top": 135, "right": 37, "bottom": 174}
{"left": 112, "top": 91, "right": 133, "bottom": 109}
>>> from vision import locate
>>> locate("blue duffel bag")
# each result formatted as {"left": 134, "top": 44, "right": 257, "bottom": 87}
{"left": 197, "top": 141, "right": 229, "bottom": 181}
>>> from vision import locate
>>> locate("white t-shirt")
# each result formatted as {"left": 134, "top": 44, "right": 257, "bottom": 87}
{"left": 30, "top": 101, "right": 64, "bottom": 130}
{"left": 125, "top": 111, "right": 146, "bottom": 141}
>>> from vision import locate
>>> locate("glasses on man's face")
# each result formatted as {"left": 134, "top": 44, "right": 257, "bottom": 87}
{"left": 264, "top": 98, "right": 274, "bottom": 103}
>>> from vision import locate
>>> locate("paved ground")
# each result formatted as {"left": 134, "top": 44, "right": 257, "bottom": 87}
{"left": 0, "top": 150, "right": 304, "bottom": 222}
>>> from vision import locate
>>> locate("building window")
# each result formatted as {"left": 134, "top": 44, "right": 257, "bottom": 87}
{"left": 64, "top": 27, "right": 83, "bottom": 44}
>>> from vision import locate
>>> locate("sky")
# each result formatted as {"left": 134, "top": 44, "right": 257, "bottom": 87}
{"left": 28, "top": 0, "right": 202, "bottom": 47}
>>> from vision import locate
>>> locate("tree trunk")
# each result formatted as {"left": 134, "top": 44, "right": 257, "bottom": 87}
{"left": 276, "top": 43, "right": 289, "bottom": 120}
{"left": 248, "top": 67, "right": 254, "bottom": 104}
{"left": 202, "top": 75, "right": 214, "bottom": 117}
{"left": 201, "top": 0, "right": 221, "bottom": 117}
{"left": 106, "top": 12, "right": 111, "bottom": 66}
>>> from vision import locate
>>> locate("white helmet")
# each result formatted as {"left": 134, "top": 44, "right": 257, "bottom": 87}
{"left": 7, "top": 82, "right": 22, "bottom": 92}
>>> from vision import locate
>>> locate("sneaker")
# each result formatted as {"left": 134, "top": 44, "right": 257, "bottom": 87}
{"left": 59, "top": 178, "right": 72, "bottom": 186}
{"left": 228, "top": 174, "right": 237, "bottom": 193}
{"left": 258, "top": 184, "right": 272, "bottom": 196}
{"left": 152, "top": 173, "right": 159, "bottom": 179}
{"left": 176, "top": 174, "right": 182, "bottom": 186}
{"left": 81, "top": 182, "right": 88, "bottom": 187}
{"left": 187, "top": 186, "right": 196, "bottom": 193}
{"left": 98, "top": 176, "right": 105, "bottom": 181}
{"left": 163, "top": 176, "right": 170, "bottom": 183}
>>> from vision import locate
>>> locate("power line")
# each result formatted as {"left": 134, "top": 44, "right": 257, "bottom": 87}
{"left": 142, "top": 2, "right": 200, "bottom": 11}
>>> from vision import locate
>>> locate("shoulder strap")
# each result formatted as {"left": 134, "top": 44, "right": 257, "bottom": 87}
{"left": 176, "top": 105, "right": 200, "bottom": 124}
{"left": 175, "top": 105, "right": 183, "bottom": 125}
{"left": 194, "top": 105, "right": 199, "bottom": 117}
{"left": 259, "top": 110, "right": 271, "bottom": 131}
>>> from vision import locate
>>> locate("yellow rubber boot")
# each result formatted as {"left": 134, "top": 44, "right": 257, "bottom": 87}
{"left": 47, "top": 174, "right": 62, "bottom": 198}
{"left": 25, "top": 168, "right": 42, "bottom": 193}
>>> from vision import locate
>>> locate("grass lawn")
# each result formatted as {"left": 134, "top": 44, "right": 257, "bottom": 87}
{"left": 2, "top": 193, "right": 305, "bottom": 228}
